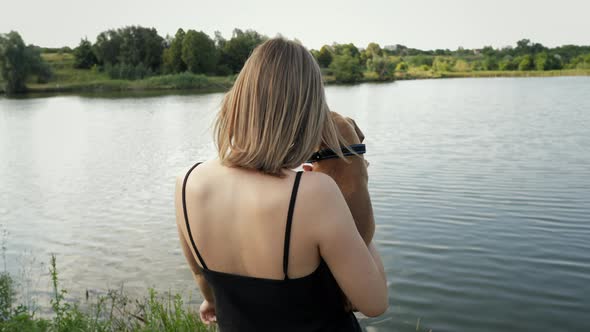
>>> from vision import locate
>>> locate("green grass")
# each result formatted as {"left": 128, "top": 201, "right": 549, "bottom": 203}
{"left": 0, "top": 254, "right": 214, "bottom": 332}
{"left": 395, "top": 68, "right": 590, "bottom": 80}
{"left": 23, "top": 53, "right": 234, "bottom": 94}
{"left": 27, "top": 74, "right": 234, "bottom": 94}
{"left": 3, "top": 52, "right": 589, "bottom": 95}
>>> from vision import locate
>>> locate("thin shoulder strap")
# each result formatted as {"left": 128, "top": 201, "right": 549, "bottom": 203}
{"left": 181, "top": 162, "right": 208, "bottom": 270}
{"left": 283, "top": 171, "right": 303, "bottom": 279}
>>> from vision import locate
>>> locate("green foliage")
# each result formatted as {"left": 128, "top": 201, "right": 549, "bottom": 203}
{"left": 93, "top": 30, "right": 122, "bottom": 66}
{"left": 220, "top": 29, "right": 267, "bottom": 73}
{"left": 120, "top": 26, "right": 164, "bottom": 70}
{"left": 366, "top": 55, "right": 395, "bottom": 80}
{"left": 571, "top": 54, "right": 590, "bottom": 69}
{"left": 365, "top": 43, "right": 382, "bottom": 59}
{"left": 360, "top": 42, "right": 382, "bottom": 66}
{"left": 395, "top": 61, "right": 408, "bottom": 72}
{"left": 482, "top": 56, "right": 498, "bottom": 70}
{"left": 0, "top": 32, "right": 29, "bottom": 92}
{"left": 333, "top": 43, "right": 360, "bottom": 58}
{"left": 407, "top": 55, "right": 434, "bottom": 67}
{"left": 432, "top": 56, "right": 454, "bottom": 72}
{"left": 515, "top": 39, "right": 546, "bottom": 56}
{"left": 74, "top": 38, "right": 98, "bottom": 69}
{"left": 452, "top": 59, "right": 470, "bottom": 72}
{"left": 0, "top": 241, "right": 50, "bottom": 331}
{"left": 518, "top": 55, "right": 535, "bottom": 71}
{"left": 40, "top": 46, "right": 72, "bottom": 54}
{"left": 534, "top": 52, "right": 563, "bottom": 70}
{"left": 144, "top": 72, "right": 229, "bottom": 90}
{"left": 317, "top": 45, "right": 333, "bottom": 68}
{"left": 329, "top": 53, "right": 363, "bottom": 83}
{"left": 93, "top": 26, "right": 163, "bottom": 71}
{"left": 481, "top": 46, "right": 496, "bottom": 57}
{"left": 498, "top": 56, "right": 517, "bottom": 71}
{"left": 0, "top": 31, "right": 52, "bottom": 93}
{"left": 49, "top": 254, "right": 83, "bottom": 331}
{"left": 105, "top": 63, "right": 153, "bottom": 80}
{"left": 4, "top": 30, "right": 590, "bottom": 95}
{"left": 0, "top": 273, "right": 15, "bottom": 320}
{"left": 162, "top": 29, "right": 187, "bottom": 74}
{"left": 181, "top": 30, "right": 218, "bottom": 74}
{"left": 0, "top": 253, "right": 212, "bottom": 332}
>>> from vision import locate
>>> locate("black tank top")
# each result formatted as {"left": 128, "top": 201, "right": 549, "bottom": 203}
{"left": 182, "top": 162, "right": 362, "bottom": 332}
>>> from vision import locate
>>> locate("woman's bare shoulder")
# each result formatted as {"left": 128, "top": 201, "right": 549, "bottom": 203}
{"left": 298, "top": 171, "right": 340, "bottom": 195}
{"left": 175, "top": 159, "right": 219, "bottom": 192}
{"left": 297, "top": 171, "right": 351, "bottom": 225}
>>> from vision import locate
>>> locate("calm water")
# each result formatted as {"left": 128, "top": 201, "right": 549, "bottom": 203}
{"left": 1, "top": 77, "right": 589, "bottom": 331}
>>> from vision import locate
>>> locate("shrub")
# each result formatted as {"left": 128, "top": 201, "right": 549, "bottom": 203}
{"left": 367, "top": 55, "right": 396, "bottom": 80}
{"left": 395, "top": 61, "right": 408, "bottom": 72}
{"left": 329, "top": 53, "right": 363, "bottom": 83}
{"left": 518, "top": 55, "right": 535, "bottom": 71}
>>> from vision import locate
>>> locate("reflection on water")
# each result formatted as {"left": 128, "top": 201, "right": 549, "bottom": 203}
{"left": 1, "top": 77, "right": 590, "bottom": 331}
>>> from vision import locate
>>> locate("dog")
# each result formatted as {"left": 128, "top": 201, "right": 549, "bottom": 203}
{"left": 306, "top": 111, "right": 374, "bottom": 245}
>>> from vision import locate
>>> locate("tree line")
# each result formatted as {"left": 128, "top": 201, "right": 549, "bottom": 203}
{"left": 313, "top": 39, "right": 590, "bottom": 82}
{"left": 0, "top": 32, "right": 52, "bottom": 93}
{"left": 73, "top": 26, "right": 266, "bottom": 80}
{"left": 2, "top": 27, "right": 590, "bottom": 93}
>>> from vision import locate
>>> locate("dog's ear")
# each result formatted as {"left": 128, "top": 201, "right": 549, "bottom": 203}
{"left": 347, "top": 118, "right": 365, "bottom": 143}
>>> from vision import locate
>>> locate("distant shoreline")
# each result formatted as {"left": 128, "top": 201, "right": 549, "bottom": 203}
{"left": 2, "top": 69, "right": 586, "bottom": 97}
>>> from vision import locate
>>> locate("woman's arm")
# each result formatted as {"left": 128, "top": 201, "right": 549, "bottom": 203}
{"left": 304, "top": 173, "right": 388, "bottom": 317}
{"left": 177, "top": 227, "right": 215, "bottom": 302}
{"left": 175, "top": 176, "right": 215, "bottom": 303}
{"left": 368, "top": 242, "right": 386, "bottom": 286}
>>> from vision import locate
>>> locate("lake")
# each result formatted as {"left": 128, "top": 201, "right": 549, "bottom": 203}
{"left": 1, "top": 77, "right": 589, "bottom": 331}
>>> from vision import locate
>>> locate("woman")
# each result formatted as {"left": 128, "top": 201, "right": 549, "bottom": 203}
{"left": 175, "top": 38, "right": 388, "bottom": 331}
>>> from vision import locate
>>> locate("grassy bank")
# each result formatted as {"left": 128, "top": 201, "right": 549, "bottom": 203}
{"left": 2, "top": 52, "right": 589, "bottom": 96}
{"left": 0, "top": 254, "right": 213, "bottom": 332}
{"left": 399, "top": 67, "right": 590, "bottom": 80}
{"left": 17, "top": 53, "right": 235, "bottom": 95}
{"left": 26, "top": 74, "right": 235, "bottom": 94}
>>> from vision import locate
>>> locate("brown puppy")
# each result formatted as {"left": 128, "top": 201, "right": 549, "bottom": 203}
{"left": 310, "top": 111, "right": 375, "bottom": 245}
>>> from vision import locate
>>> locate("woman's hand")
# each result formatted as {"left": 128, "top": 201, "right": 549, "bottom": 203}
{"left": 302, "top": 163, "right": 314, "bottom": 172}
{"left": 199, "top": 299, "right": 217, "bottom": 325}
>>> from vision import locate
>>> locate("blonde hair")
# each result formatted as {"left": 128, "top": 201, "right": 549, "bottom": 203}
{"left": 214, "top": 38, "right": 346, "bottom": 176}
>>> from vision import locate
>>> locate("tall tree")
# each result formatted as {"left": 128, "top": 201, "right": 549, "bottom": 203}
{"left": 73, "top": 38, "right": 97, "bottom": 69}
{"left": 181, "top": 30, "right": 218, "bottom": 74}
{"left": 0, "top": 32, "right": 28, "bottom": 93}
{"left": 366, "top": 55, "right": 395, "bottom": 80}
{"left": 0, "top": 31, "right": 51, "bottom": 93}
{"left": 162, "top": 28, "right": 187, "bottom": 73}
{"left": 333, "top": 43, "right": 360, "bottom": 57}
{"left": 329, "top": 53, "right": 363, "bottom": 83}
{"left": 317, "top": 45, "right": 333, "bottom": 68}
{"left": 365, "top": 42, "right": 382, "bottom": 59}
{"left": 93, "top": 30, "right": 122, "bottom": 65}
{"left": 518, "top": 55, "right": 535, "bottom": 71}
{"left": 118, "top": 26, "right": 164, "bottom": 70}
{"left": 93, "top": 26, "right": 164, "bottom": 70}
{"left": 222, "top": 29, "right": 267, "bottom": 73}
{"left": 360, "top": 42, "right": 382, "bottom": 66}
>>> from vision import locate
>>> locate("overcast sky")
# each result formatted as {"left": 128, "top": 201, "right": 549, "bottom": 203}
{"left": 2, "top": 0, "right": 589, "bottom": 50}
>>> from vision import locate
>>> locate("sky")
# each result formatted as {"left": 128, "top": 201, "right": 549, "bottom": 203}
{"left": 2, "top": 0, "right": 590, "bottom": 50}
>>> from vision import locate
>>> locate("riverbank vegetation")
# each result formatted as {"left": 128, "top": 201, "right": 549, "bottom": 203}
{"left": 1, "top": 27, "right": 590, "bottom": 95}
{"left": 0, "top": 254, "right": 213, "bottom": 331}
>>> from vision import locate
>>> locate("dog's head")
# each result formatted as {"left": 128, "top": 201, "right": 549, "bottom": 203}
{"left": 346, "top": 117, "right": 365, "bottom": 143}
{"left": 327, "top": 112, "right": 365, "bottom": 146}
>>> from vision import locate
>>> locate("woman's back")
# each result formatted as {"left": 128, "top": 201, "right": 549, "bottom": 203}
{"left": 174, "top": 38, "right": 387, "bottom": 331}
{"left": 181, "top": 159, "right": 322, "bottom": 280}
{"left": 178, "top": 160, "right": 362, "bottom": 331}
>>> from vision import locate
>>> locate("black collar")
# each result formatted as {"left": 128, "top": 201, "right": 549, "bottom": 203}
{"left": 306, "top": 144, "right": 366, "bottom": 163}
